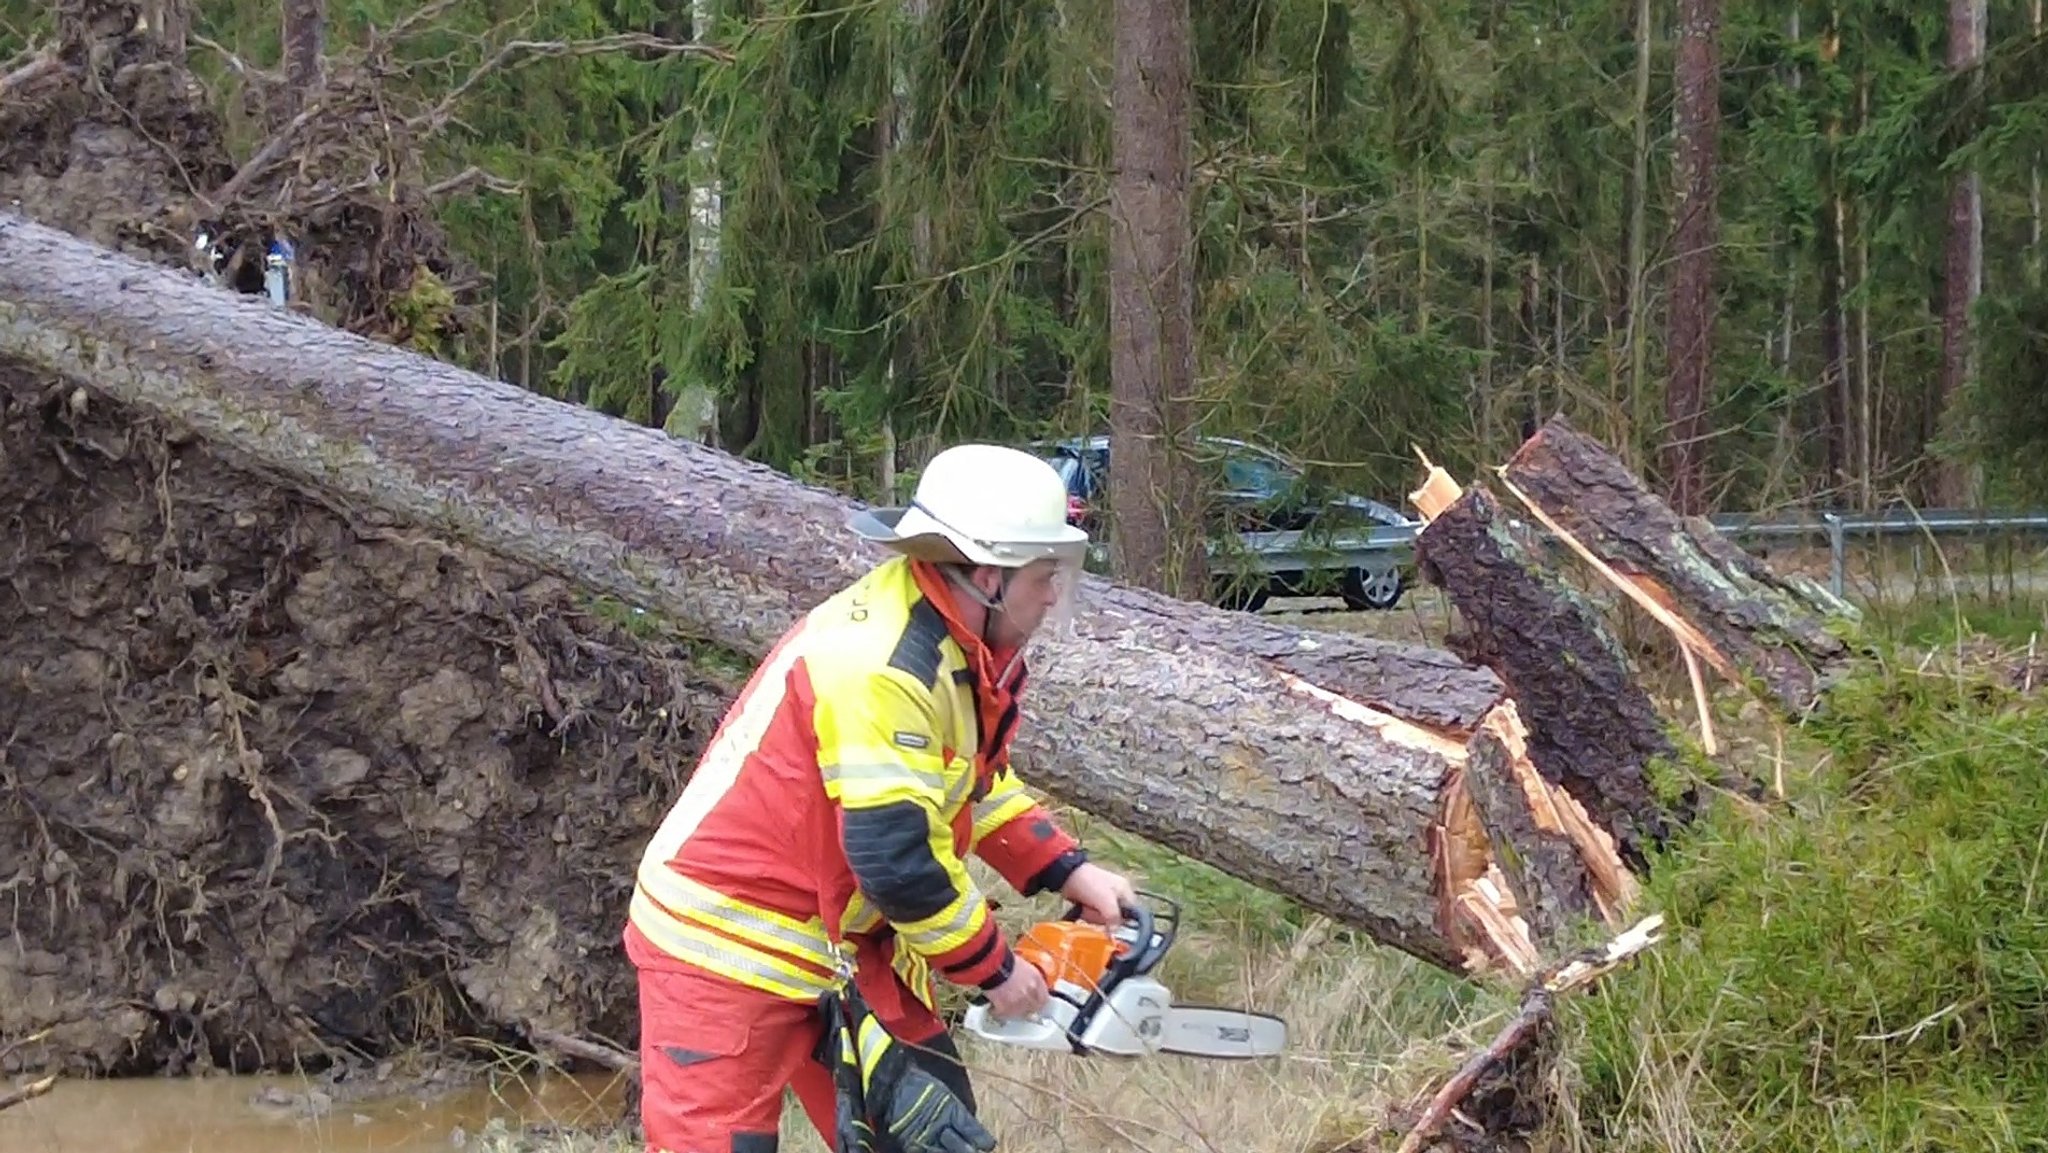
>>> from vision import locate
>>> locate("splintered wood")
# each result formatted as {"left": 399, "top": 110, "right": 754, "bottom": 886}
{"left": 1478, "top": 701, "right": 1638, "bottom": 925}
{"left": 1410, "top": 452, "right": 1654, "bottom": 975}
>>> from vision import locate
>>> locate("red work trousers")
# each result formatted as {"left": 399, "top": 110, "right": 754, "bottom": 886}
{"left": 626, "top": 924, "right": 961, "bottom": 1153}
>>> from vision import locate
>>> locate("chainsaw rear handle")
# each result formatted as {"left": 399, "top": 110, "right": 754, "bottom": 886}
{"left": 962, "top": 890, "right": 1178, "bottom": 1013}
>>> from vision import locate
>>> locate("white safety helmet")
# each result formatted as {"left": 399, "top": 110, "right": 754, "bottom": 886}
{"left": 849, "top": 443, "right": 1092, "bottom": 633}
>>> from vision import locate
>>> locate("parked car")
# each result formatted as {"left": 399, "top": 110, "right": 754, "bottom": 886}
{"left": 1030, "top": 435, "right": 1416, "bottom": 612}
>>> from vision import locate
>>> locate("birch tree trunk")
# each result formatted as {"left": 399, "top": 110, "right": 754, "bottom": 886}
{"left": 660, "top": 0, "right": 724, "bottom": 447}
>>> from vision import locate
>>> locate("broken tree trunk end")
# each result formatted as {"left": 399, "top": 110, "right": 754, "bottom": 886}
{"left": 1501, "top": 415, "right": 1855, "bottom": 718}
{"left": 1411, "top": 457, "right": 1691, "bottom": 864}
{"left": 1393, "top": 914, "right": 1666, "bottom": 1153}
{"left": 1460, "top": 702, "right": 1637, "bottom": 951}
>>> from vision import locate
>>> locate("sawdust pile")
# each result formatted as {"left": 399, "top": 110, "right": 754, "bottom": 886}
{"left": 0, "top": 365, "right": 737, "bottom": 1077}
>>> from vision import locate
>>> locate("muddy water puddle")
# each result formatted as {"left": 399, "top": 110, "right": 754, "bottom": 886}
{"left": 0, "top": 1068, "right": 629, "bottom": 1153}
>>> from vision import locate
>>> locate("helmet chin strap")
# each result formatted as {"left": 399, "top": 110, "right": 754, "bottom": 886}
{"left": 941, "top": 565, "right": 1027, "bottom": 681}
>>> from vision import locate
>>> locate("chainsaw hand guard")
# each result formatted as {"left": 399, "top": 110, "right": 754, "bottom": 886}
{"left": 817, "top": 982, "right": 996, "bottom": 1153}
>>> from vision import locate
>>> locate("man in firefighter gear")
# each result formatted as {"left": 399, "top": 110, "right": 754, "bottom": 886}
{"left": 625, "top": 442, "right": 1138, "bottom": 1152}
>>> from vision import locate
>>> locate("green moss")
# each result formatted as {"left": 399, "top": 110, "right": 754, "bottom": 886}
{"left": 1644, "top": 744, "right": 1711, "bottom": 811}
{"left": 1558, "top": 626, "right": 2048, "bottom": 1152}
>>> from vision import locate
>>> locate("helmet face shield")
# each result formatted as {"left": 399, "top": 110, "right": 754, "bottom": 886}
{"left": 991, "top": 540, "right": 1090, "bottom": 640}
{"left": 1042, "top": 550, "right": 1084, "bottom": 637}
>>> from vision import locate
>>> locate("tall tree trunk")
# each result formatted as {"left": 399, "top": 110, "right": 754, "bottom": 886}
{"left": 280, "top": 0, "right": 325, "bottom": 116}
{"left": 878, "top": 0, "right": 930, "bottom": 503}
{"left": 1108, "top": 0, "right": 1208, "bottom": 599}
{"left": 1934, "top": 0, "right": 1985, "bottom": 505}
{"left": 1625, "top": 0, "right": 1655, "bottom": 444}
{"left": 1663, "top": 0, "right": 1722, "bottom": 516}
{"left": 1855, "top": 68, "right": 1874, "bottom": 507}
{"left": 2034, "top": 0, "right": 2044, "bottom": 286}
{"left": 1816, "top": 9, "right": 1849, "bottom": 495}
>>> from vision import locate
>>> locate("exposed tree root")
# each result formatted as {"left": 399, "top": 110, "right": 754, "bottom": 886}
{"left": 0, "top": 366, "right": 741, "bottom": 1077}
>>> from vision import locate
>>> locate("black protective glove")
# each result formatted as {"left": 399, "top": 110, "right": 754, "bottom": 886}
{"left": 815, "top": 982, "right": 997, "bottom": 1153}
{"left": 873, "top": 1060, "right": 997, "bottom": 1153}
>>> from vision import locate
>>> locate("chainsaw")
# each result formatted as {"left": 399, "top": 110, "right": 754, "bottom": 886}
{"left": 958, "top": 891, "right": 1288, "bottom": 1060}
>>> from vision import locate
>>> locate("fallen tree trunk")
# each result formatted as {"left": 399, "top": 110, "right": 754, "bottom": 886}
{"left": 1501, "top": 415, "right": 1856, "bottom": 717}
{"left": 1411, "top": 462, "right": 1690, "bottom": 865}
{"left": 0, "top": 212, "right": 1520, "bottom": 978}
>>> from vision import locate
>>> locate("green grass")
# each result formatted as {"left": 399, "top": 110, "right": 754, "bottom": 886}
{"left": 1558, "top": 618, "right": 2048, "bottom": 1153}
{"left": 1860, "top": 592, "right": 2047, "bottom": 651}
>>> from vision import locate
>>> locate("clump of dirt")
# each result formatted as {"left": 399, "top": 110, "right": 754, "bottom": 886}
{"left": 0, "top": 364, "right": 740, "bottom": 1079}
{"left": 0, "top": 0, "right": 479, "bottom": 349}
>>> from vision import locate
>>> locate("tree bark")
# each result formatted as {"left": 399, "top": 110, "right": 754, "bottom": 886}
{"left": 0, "top": 211, "right": 1541, "bottom": 974}
{"left": 1933, "top": 0, "right": 1985, "bottom": 506}
{"left": 1503, "top": 415, "right": 1855, "bottom": 718}
{"left": 281, "top": 0, "right": 326, "bottom": 116}
{"left": 1412, "top": 469, "right": 1687, "bottom": 864}
{"left": 1625, "top": 0, "right": 1654, "bottom": 441}
{"left": 1663, "top": 0, "right": 1721, "bottom": 516}
{"left": 1108, "top": 0, "right": 1209, "bottom": 600}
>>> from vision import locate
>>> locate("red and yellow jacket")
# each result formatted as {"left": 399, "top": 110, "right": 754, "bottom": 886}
{"left": 625, "top": 555, "right": 1086, "bottom": 1002}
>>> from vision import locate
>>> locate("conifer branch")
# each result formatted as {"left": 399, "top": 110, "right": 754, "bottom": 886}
{"left": 409, "top": 34, "right": 734, "bottom": 135}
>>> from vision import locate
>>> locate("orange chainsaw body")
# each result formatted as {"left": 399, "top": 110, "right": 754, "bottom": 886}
{"left": 1014, "top": 919, "right": 1128, "bottom": 991}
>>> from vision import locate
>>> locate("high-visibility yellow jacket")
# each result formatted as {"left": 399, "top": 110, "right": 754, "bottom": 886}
{"left": 624, "top": 555, "right": 1086, "bottom": 1002}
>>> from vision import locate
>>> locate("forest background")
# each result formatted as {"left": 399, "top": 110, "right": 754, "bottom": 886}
{"left": 7, "top": 0, "right": 2042, "bottom": 601}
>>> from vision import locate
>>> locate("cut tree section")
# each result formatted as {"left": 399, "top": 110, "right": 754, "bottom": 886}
{"left": 1501, "top": 415, "right": 1855, "bottom": 717}
{"left": 1410, "top": 457, "right": 1689, "bottom": 863}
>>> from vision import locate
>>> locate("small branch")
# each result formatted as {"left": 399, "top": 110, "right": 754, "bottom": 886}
{"left": 411, "top": 34, "right": 733, "bottom": 134}
{"left": 0, "top": 1027, "right": 52, "bottom": 1065}
{"left": 0, "top": 1074, "right": 57, "bottom": 1113}
{"left": 204, "top": 101, "right": 328, "bottom": 213}
{"left": 1396, "top": 914, "right": 1664, "bottom": 1153}
{"left": 1, "top": 51, "right": 61, "bottom": 96}
{"left": 188, "top": 34, "right": 267, "bottom": 80}
{"left": 384, "top": 0, "right": 475, "bottom": 44}
{"left": 527, "top": 1026, "right": 639, "bottom": 1075}
{"left": 426, "top": 166, "right": 522, "bottom": 200}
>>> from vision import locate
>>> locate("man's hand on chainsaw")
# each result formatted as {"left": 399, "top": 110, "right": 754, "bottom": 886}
{"left": 983, "top": 954, "right": 1048, "bottom": 1019}
{"left": 1059, "top": 862, "right": 1138, "bottom": 927}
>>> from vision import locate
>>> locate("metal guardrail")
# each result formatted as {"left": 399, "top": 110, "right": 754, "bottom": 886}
{"left": 1708, "top": 508, "right": 2048, "bottom": 598}
{"left": 1098, "top": 506, "right": 2048, "bottom": 602}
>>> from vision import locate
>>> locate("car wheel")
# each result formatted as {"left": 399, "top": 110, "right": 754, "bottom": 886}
{"left": 1341, "top": 565, "right": 1404, "bottom": 611}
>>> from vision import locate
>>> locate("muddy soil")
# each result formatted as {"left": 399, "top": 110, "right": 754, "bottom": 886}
{"left": 0, "top": 364, "right": 740, "bottom": 1079}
